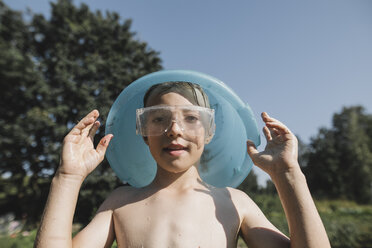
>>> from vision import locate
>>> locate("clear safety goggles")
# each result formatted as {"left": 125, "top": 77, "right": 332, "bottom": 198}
{"left": 136, "top": 105, "right": 215, "bottom": 142}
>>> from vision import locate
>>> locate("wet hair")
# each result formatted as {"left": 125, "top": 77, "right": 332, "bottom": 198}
{"left": 143, "top": 81, "right": 211, "bottom": 108}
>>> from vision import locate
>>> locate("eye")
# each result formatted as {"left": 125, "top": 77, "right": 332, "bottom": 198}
{"left": 185, "top": 115, "right": 199, "bottom": 123}
{"left": 152, "top": 116, "right": 165, "bottom": 123}
{"left": 148, "top": 110, "right": 170, "bottom": 124}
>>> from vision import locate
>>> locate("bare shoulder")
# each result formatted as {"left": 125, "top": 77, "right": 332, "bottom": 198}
{"left": 223, "top": 187, "right": 257, "bottom": 212}
{"left": 223, "top": 187, "right": 275, "bottom": 228}
{"left": 224, "top": 187, "right": 250, "bottom": 199}
{"left": 97, "top": 185, "right": 141, "bottom": 212}
{"left": 72, "top": 187, "right": 139, "bottom": 247}
{"left": 224, "top": 187, "right": 290, "bottom": 247}
{"left": 203, "top": 186, "right": 260, "bottom": 223}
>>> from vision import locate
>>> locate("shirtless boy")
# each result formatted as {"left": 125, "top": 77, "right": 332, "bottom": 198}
{"left": 35, "top": 82, "right": 330, "bottom": 248}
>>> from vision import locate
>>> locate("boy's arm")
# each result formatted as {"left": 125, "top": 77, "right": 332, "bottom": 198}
{"left": 72, "top": 193, "right": 116, "bottom": 248}
{"left": 34, "top": 110, "right": 114, "bottom": 248}
{"left": 234, "top": 188, "right": 290, "bottom": 248}
{"left": 242, "top": 112, "right": 330, "bottom": 248}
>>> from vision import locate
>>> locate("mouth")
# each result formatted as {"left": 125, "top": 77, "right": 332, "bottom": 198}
{"left": 163, "top": 144, "right": 188, "bottom": 155}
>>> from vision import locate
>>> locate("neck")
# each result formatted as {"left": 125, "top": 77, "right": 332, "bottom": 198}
{"left": 149, "top": 165, "right": 205, "bottom": 191}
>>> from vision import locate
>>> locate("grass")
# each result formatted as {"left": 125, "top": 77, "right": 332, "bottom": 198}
{"left": 0, "top": 229, "right": 37, "bottom": 248}
{"left": 0, "top": 231, "right": 242, "bottom": 248}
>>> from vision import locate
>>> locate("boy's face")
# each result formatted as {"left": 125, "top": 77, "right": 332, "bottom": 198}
{"left": 144, "top": 92, "right": 205, "bottom": 173}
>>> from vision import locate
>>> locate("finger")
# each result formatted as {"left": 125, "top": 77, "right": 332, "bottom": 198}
{"left": 246, "top": 140, "right": 259, "bottom": 160}
{"left": 266, "top": 121, "right": 291, "bottom": 134}
{"left": 81, "top": 113, "right": 99, "bottom": 137}
{"left": 261, "top": 112, "right": 279, "bottom": 123}
{"left": 246, "top": 140, "right": 267, "bottom": 166}
{"left": 70, "top": 110, "right": 99, "bottom": 136}
{"left": 263, "top": 126, "right": 272, "bottom": 141}
{"left": 261, "top": 112, "right": 272, "bottom": 122}
{"left": 88, "top": 121, "right": 101, "bottom": 141}
{"left": 262, "top": 112, "right": 289, "bottom": 130}
{"left": 265, "top": 124, "right": 281, "bottom": 140}
{"left": 271, "top": 126, "right": 282, "bottom": 136}
{"left": 262, "top": 112, "right": 277, "bottom": 140}
{"left": 96, "top": 134, "right": 114, "bottom": 158}
{"left": 69, "top": 117, "right": 95, "bottom": 136}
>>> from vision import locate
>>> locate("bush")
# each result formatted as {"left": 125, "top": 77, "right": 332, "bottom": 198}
{"left": 250, "top": 195, "right": 372, "bottom": 248}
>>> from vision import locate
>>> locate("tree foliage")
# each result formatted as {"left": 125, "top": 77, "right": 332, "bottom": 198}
{"left": 303, "top": 106, "right": 372, "bottom": 203}
{"left": 238, "top": 169, "right": 259, "bottom": 195}
{"left": 0, "top": 0, "right": 162, "bottom": 223}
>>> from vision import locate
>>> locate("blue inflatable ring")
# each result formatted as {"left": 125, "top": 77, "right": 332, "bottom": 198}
{"left": 105, "top": 70, "right": 260, "bottom": 188}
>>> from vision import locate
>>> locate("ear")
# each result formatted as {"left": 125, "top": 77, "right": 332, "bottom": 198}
{"left": 142, "top": 136, "right": 149, "bottom": 145}
{"left": 204, "top": 122, "right": 216, "bottom": 145}
{"left": 204, "top": 133, "right": 214, "bottom": 145}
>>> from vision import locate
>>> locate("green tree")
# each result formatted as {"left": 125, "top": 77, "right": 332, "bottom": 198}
{"left": 303, "top": 106, "right": 372, "bottom": 203}
{"left": 0, "top": 0, "right": 162, "bottom": 224}
{"left": 0, "top": 0, "right": 46, "bottom": 222}
{"left": 238, "top": 169, "right": 259, "bottom": 195}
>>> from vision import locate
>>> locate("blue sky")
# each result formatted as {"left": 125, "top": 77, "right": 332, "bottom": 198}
{"left": 5, "top": 0, "right": 372, "bottom": 184}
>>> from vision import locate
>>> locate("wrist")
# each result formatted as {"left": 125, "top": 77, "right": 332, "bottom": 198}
{"left": 269, "top": 162, "right": 305, "bottom": 186}
{"left": 54, "top": 169, "right": 85, "bottom": 186}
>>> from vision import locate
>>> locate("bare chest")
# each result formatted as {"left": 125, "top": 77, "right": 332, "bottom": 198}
{"left": 112, "top": 192, "right": 241, "bottom": 248}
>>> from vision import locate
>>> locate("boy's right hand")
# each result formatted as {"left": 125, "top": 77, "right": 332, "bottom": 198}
{"left": 57, "top": 110, "right": 113, "bottom": 181}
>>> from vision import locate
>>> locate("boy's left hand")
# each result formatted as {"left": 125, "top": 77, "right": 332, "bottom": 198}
{"left": 246, "top": 112, "right": 299, "bottom": 179}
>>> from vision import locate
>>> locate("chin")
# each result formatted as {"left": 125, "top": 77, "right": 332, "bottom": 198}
{"left": 157, "top": 159, "right": 196, "bottom": 174}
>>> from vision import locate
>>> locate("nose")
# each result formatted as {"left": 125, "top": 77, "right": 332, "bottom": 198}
{"left": 166, "top": 120, "right": 183, "bottom": 138}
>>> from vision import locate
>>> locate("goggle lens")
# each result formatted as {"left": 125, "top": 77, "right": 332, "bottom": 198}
{"left": 136, "top": 105, "right": 215, "bottom": 142}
